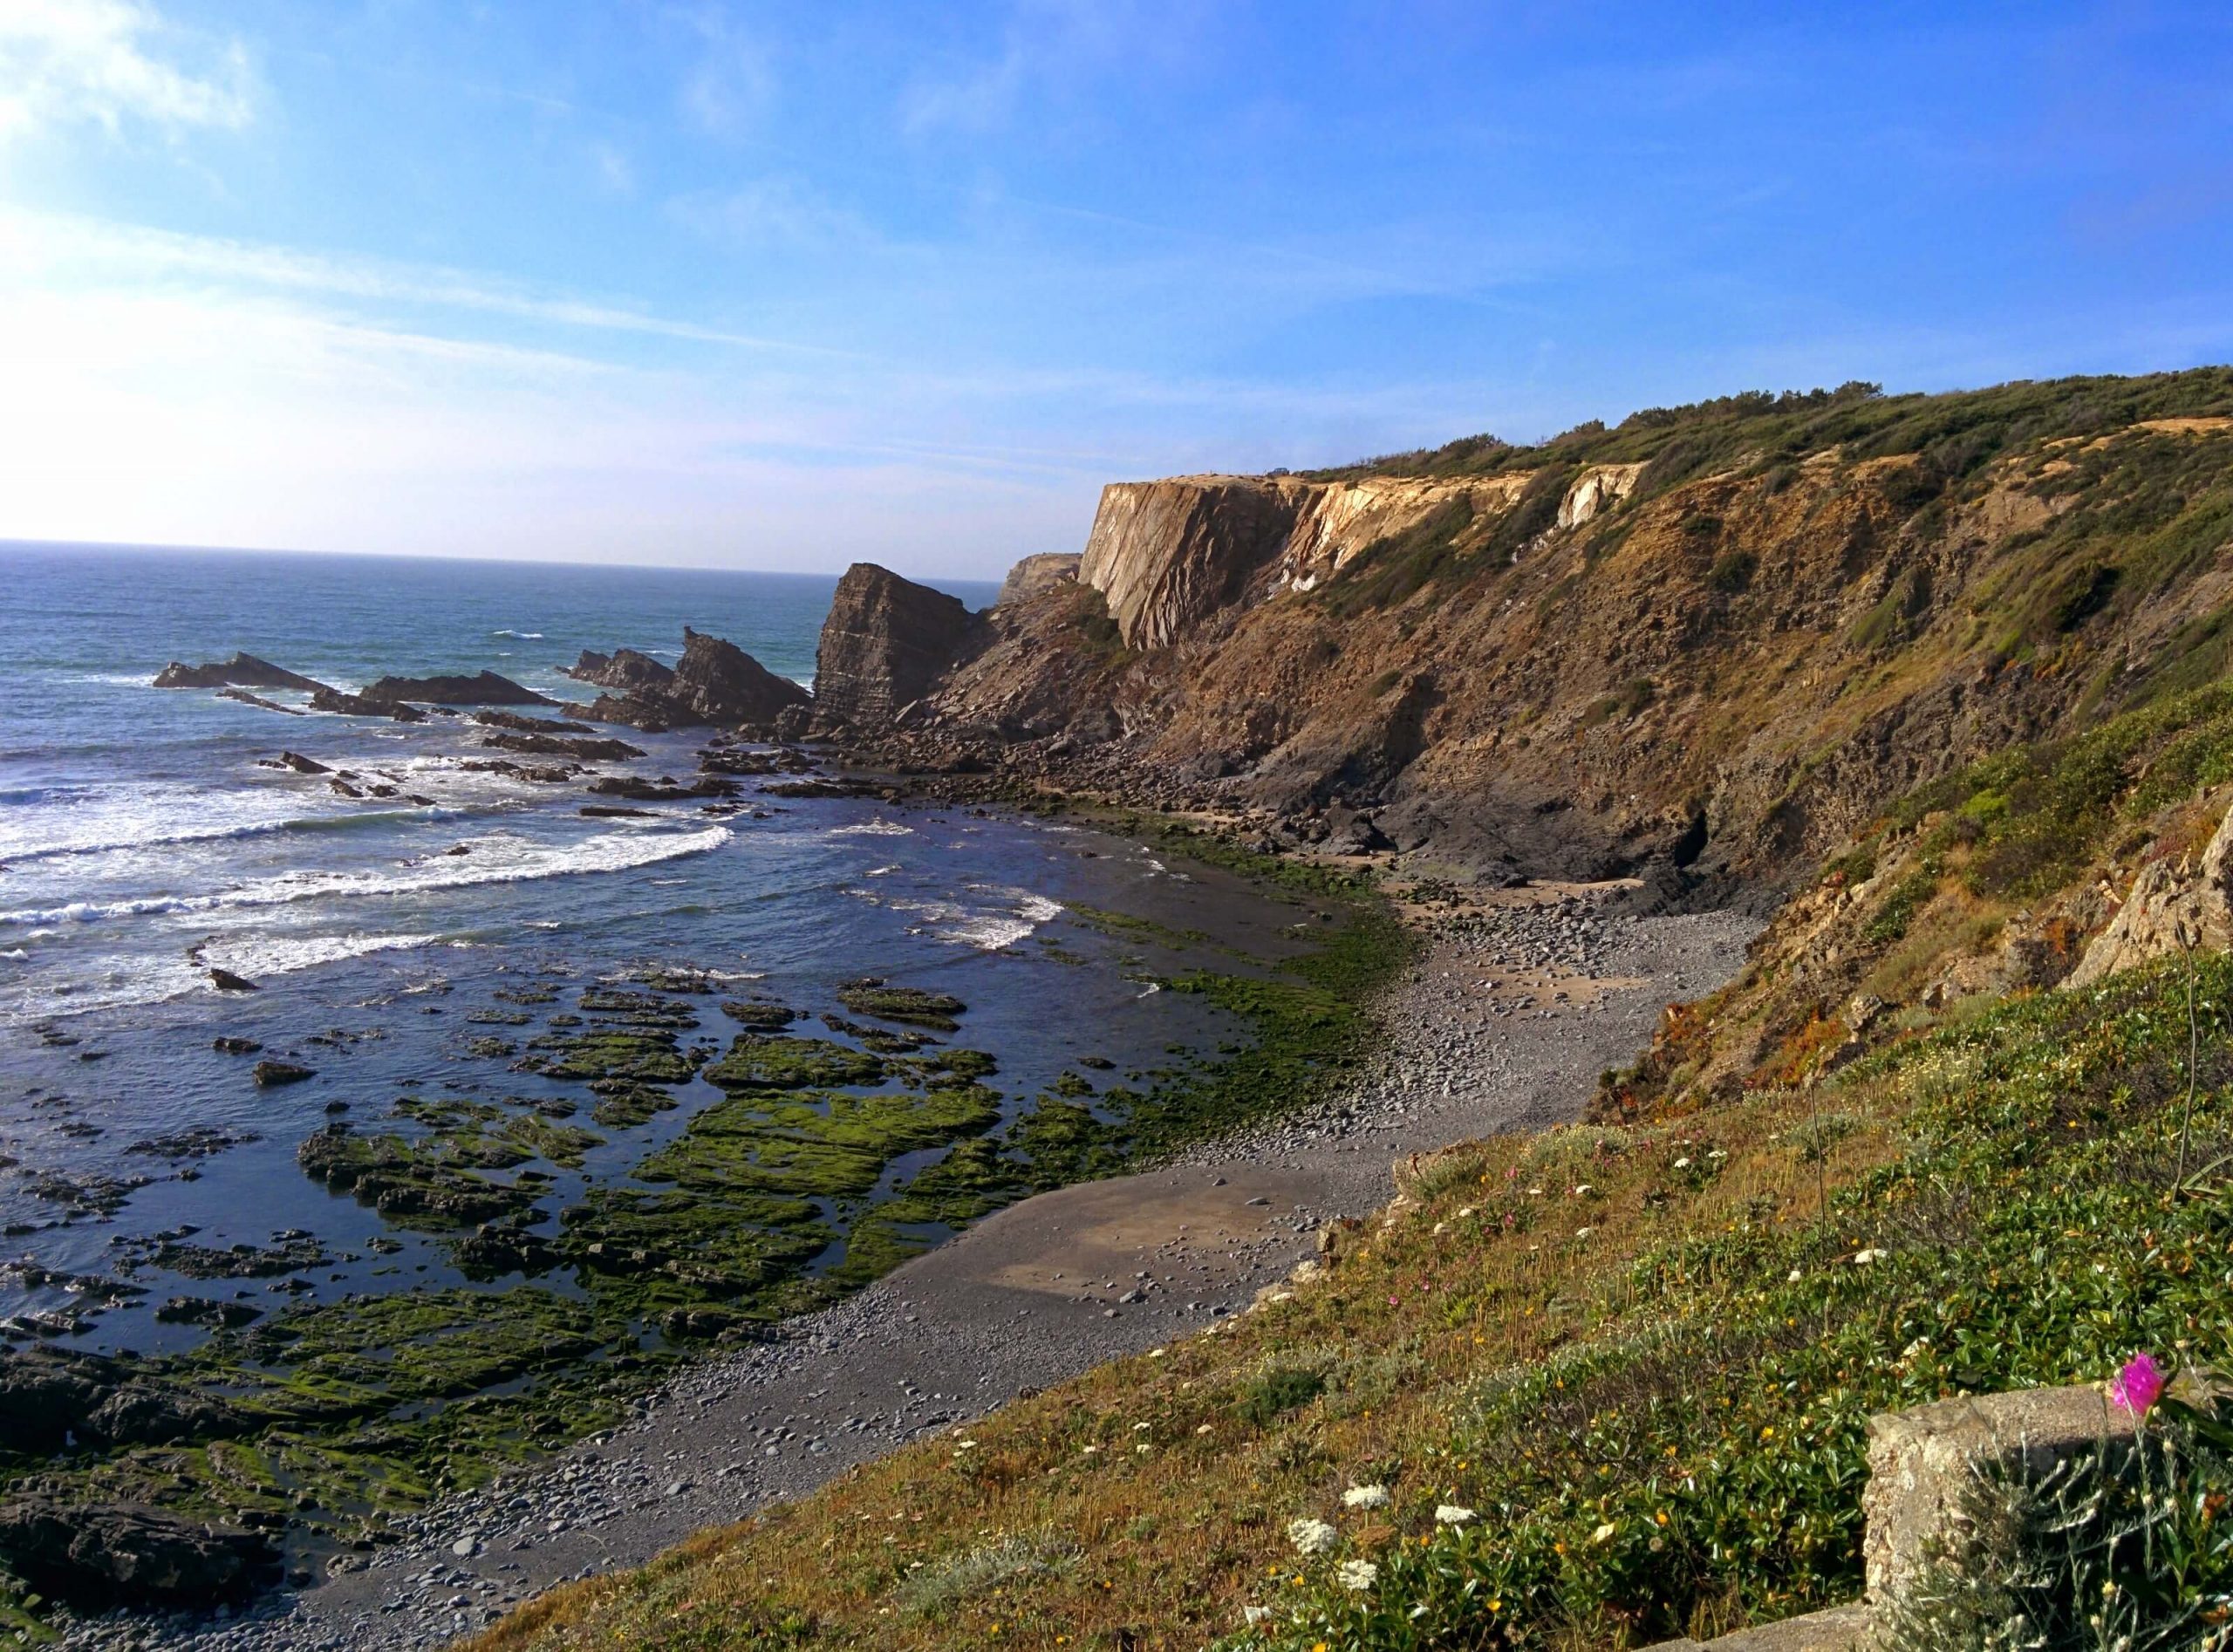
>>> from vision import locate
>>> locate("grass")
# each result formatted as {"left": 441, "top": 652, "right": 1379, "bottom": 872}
{"left": 461, "top": 950, "right": 2233, "bottom": 1652}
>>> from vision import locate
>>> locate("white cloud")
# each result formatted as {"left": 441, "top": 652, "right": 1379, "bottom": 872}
{"left": 0, "top": 0, "right": 252, "bottom": 143}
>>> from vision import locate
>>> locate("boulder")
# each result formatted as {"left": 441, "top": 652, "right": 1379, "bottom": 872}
{"left": 813, "top": 563, "right": 980, "bottom": 728}
{"left": 994, "top": 552, "right": 1082, "bottom": 609}
{"left": 0, "top": 1496, "right": 277, "bottom": 1608}
{"left": 153, "top": 653, "right": 324, "bottom": 693}
{"left": 276, "top": 751, "right": 330, "bottom": 775}
{"left": 359, "top": 670, "right": 554, "bottom": 707}
{"left": 250, "top": 1059, "right": 315, "bottom": 1087}
{"left": 208, "top": 968, "right": 259, "bottom": 993}
{"left": 2066, "top": 804, "right": 2233, "bottom": 987}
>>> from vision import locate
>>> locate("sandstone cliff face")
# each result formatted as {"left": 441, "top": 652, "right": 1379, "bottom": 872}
{"left": 813, "top": 564, "right": 980, "bottom": 728}
{"left": 1077, "top": 477, "right": 1303, "bottom": 648}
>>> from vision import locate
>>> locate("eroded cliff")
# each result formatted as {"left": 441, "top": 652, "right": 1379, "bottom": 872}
{"left": 850, "top": 371, "right": 2233, "bottom": 904}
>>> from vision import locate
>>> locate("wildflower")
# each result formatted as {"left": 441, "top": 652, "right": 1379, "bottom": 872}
{"left": 1708, "top": 1149, "right": 1727, "bottom": 1160}
{"left": 1591, "top": 1522, "right": 1616, "bottom": 1544}
{"left": 1243, "top": 1606, "right": 1270, "bottom": 1625}
{"left": 1575, "top": 1226, "right": 1595, "bottom": 1239}
{"left": 1287, "top": 1518, "right": 1339, "bottom": 1556}
{"left": 2113, "top": 1352, "right": 2167, "bottom": 1418}
{"left": 1337, "top": 1559, "right": 1380, "bottom": 1592}
{"left": 1573, "top": 1184, "right": 1595, "bottom": 1198}
{"left": 1196, "top": 1423, "right": 1214, "bottom": 1435}
{"left": 1133, "top": 1422, "right": 1151, "bottom": 1430}
{"left": 1851, "top": 1248, "right": 1884, "bottom": 1266}
{"left": 954, "top": 1439, "right": 977, "bottom": 1451}
{"left": 1673, "top": 1157, "right": 1692, "bottom": 1169}
{"left": 1342, "top": 1485, "right": 1390, "bottom": 1510}
{"left": 1435, "top": 1505, "right": 1476, "bottom": 1526}
{"left": 1788, "top": 1268, "right": 1803, "bottom": 1282}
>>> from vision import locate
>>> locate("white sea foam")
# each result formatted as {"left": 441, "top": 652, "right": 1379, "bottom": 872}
{"left": 490, "top": 630, "right": 545, "bottom": 639}
{"left": 200, "top": 931, "right": 448, "bottom": 980}
{"left": 864, "top": 864, "right": 902, "bottom": 877}
{"left": 829, "top": 820, "right": 914, "bottom": 837}
{"left": 0, "top": 825, "right": 732, "bottom": 929}
{"left": 855, "top": 886, "right": 1064, "bottom": 952}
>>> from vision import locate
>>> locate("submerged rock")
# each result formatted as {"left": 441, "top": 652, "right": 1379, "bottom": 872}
{"left": 208, "top": 968, "right": 259, "bottom": 993}
{"left": 250, "top": 1059, "right": 315, "bottom": 1086}
{"left": 308, "top": 685, "right": 426, "bottom": 722}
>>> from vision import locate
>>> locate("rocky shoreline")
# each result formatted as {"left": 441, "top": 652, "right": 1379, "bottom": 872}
{"left": 60, "top": 885, "right": 1754, "bottom": 1651}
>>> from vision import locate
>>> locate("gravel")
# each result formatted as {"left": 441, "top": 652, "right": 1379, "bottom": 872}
{"left": 62, "top": 891, "right": 1755, "bottom": 1652}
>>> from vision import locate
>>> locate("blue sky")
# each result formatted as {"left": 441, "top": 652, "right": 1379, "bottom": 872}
{"left": 1, "top": 1, "right": 2229, "bottom": 577}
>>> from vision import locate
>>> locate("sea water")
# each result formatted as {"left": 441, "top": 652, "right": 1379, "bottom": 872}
{"left": 0, "top": 543, "right": 1301, "bottom": 1354}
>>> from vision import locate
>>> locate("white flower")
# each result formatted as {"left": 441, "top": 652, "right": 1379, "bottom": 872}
{"left": 1707, "top": 1149, "right": 1728, "bottom": 1160}
{"left": 1673, "top": 1157, "right": 1693, "bottom": 1169}
{"left": 1337, "top": 1558, "right": 1380, "bottom": 1592}
{"left": 1789, "top": 1268, "right": 1804, "bottom": 1281}
{"left": 1591, "top": 1521, "right": 1616, "bottom": 1544}
{"left": 1575, "top": 1226, "right": 1595, "bottom": 1239}
{"left": 1901, "top": 1337, "right": 1931, "bottom": 1360}
{"left": 1852, "top": 1247, "right": 1885, "bottom": 1266}
{"left": 1572, "top": 1184, "right": 1595, "bottom": 1197}
{"left": 1287, "top": 1517, "right": 1339, "bottom": 1556}
{"left": 1243, "top": 1604, "right": 1270, "bottom": 1625}
{"left": 1342, "top": 1484, "right": 1390, "bottom": 1510}
{"left": 1435, "top": 1505, "right": 1476, "bottom": 1526}
{"left": 1133, "top": 1421, "right": 1151, "bottom": 1430}
{"left": 1456, "top": 1205, "right": 1475, "bottom": 1219}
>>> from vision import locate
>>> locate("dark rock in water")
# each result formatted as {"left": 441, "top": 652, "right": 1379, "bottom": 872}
{"left": 0, "top": 1345, "right": 119, "bottom": 1453}
{"left": 328, "top": 776, "right": 365, "bottom": 798}
{"left": 221, "top": 688, "right": 306, "bottom": 716}
{"left": 86, "top": 1382, "right": 251, "bottom": 1448}
{"left": 584, "top": 775, "right": 739, "bottom": 802}
{"left": 154, "top": 1296, "right": 262, "bottom": 1329}
{"left": 581, "top": 805, "right": 657, "bottom": 818}
{"left": 212, "top": 1036, "right": 262, "bottom": 1055}
{"left": 361, "top": 669, "right": 555, "bottom": 707}
{"left": 153, "top": 653, "right": 324, "bottom": 693}
{"left": 670, "top": 626, "right": 811, "bottom": 725}
{"left": 813, "top": 563, "right": 980, "bottom": 728}
{"left": 250, "top": 1059, "right": 315, "bottom": 1087}
{"left": 474, "top": 708, "right": 594, "bottom": 735}
{"left": 760, "top": 776, "right": 893, "bottom": 800}
{"left": 454, "top": 1224, "right": 559, "bottom": 1278}
{"left": 570, "top": 631, "right": 809, "bottom": 729}
{"left": 697, "top": 748, "right": 780, "bottom": 776}
{"left": 0, "top": 1495, "right": 278, "bottom": 1608}
{"left": 567, "top": 646, "right": 674, "bottom": 697}
{"left": 720, "top": 999, "right": 799, "bottom": 1030}
{"left": 309, "top": 686, "right": 426, "bottom": 722}
{"left": 277, "top": 750, "right": 330, "bottom": 775}
{"left": 481, "top": 730, "right": 645, "bottom": 761}
{"left": 208, "top": 968, "right": 259, "bottom": 993}
{"left": 458, "top": 757, "right": 583, "bottom": 784}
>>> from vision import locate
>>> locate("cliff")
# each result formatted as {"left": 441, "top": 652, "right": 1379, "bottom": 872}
{"left": 812, "top": 563, "right": 980, "bottom": 728}
{"left": 850, "top": 370, "right": 2233, "bottom": 902}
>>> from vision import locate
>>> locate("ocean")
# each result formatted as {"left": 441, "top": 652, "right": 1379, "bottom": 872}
{"left": 0, "top": 543, "right": 1295, "bottom": 1356}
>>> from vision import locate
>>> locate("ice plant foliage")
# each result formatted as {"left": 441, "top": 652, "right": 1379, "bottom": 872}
{"left": 2111, "top": 1352, "right": 2165, "bottom": 1418}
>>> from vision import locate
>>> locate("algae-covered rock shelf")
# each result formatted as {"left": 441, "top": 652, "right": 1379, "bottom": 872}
{"left": 0, "top": 817, "right": 1401, "bottom": 1618}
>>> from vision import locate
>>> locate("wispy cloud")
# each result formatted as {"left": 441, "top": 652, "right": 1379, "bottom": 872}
{"left": 0, "top": 0, "right": 253, "bottom": 143}
{"left": 0, "top": 205, "right": 859, "bottom": 358}
{"left": 669, "top": 3, "right": 774, "bottom": 139}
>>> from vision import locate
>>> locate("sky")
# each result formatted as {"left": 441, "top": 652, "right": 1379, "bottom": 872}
{"left": 0, "top": 2, "right": 2230, "bottom": 579}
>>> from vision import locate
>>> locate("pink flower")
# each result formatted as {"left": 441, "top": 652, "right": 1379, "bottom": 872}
{"left": 2112, "top": 1353, "right": 2166, "bottom": 1417}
